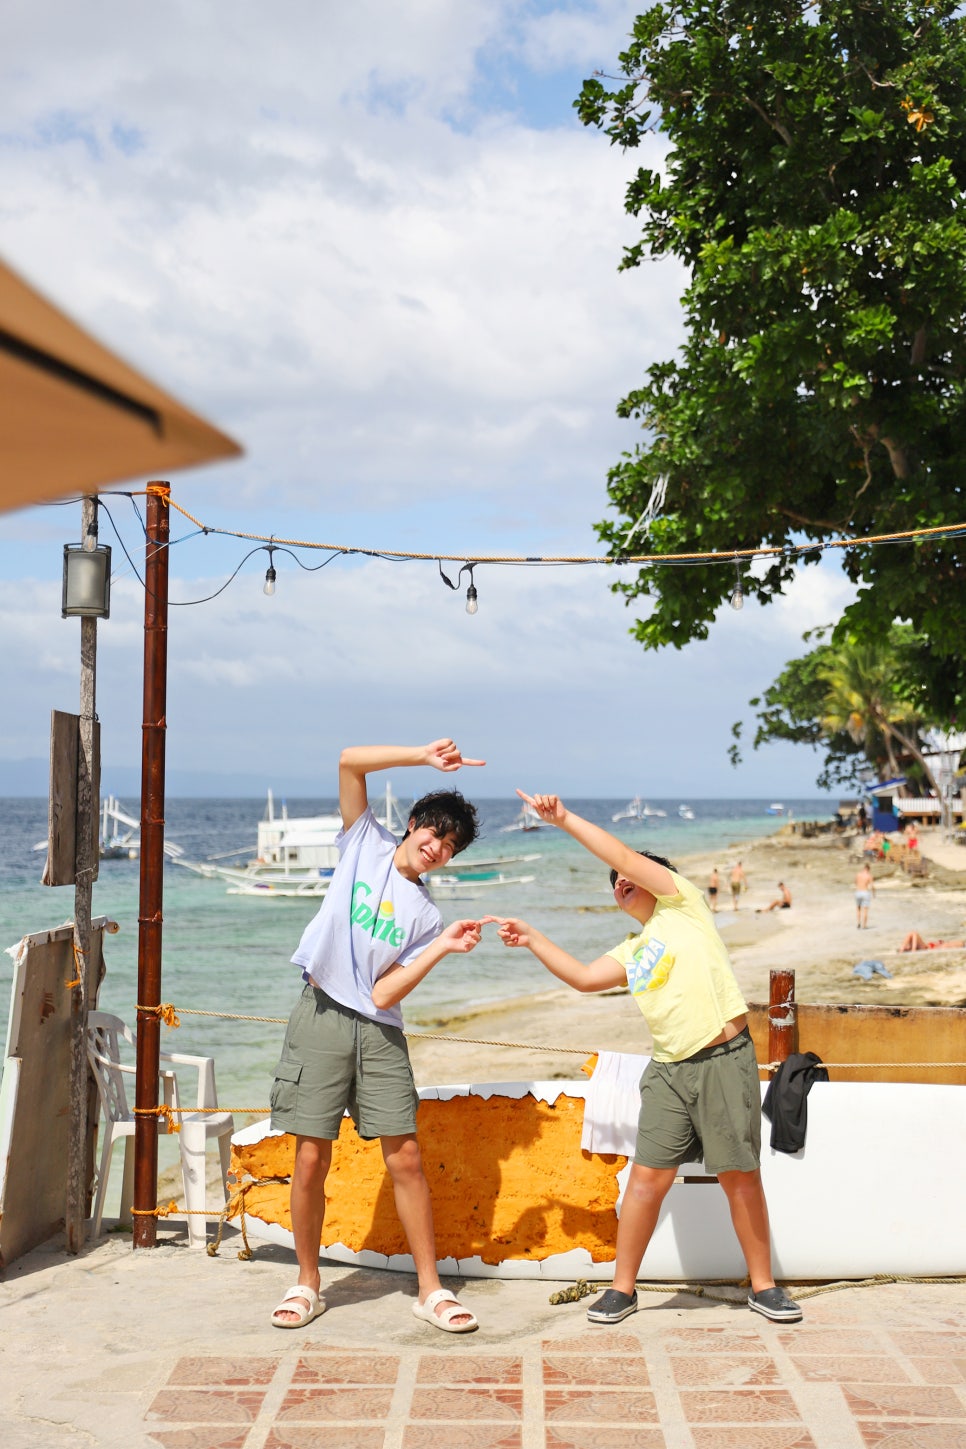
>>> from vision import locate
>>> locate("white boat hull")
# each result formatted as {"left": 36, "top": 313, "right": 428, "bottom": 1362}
{"left": 231, "top": 1077, "right": 966, "bottom": 1279}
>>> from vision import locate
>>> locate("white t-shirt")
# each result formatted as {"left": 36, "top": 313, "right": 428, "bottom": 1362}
{"left": 291, "top": 808, "right": 442, "bottom": 1028}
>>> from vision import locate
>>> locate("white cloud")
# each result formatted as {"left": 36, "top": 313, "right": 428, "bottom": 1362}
{"left": 0, "top": 3, "right": 850, "bottom": 798}
{"left": 0, "top": 0, "right": 682, "bottom": 540}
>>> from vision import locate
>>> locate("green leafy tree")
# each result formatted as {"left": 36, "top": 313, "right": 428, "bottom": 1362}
{"left": 736, "top": 624, "right": 944, "bottom": 790}
{"left": 579, "top": 0, "right": 966, "bottom": 709}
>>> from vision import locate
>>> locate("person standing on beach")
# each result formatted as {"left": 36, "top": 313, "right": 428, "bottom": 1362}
{"left": 269, "top": 739, "right": 485, "bottom": 1333}
{"left": 730, "top": 860, "right": 747, "bottom": 910}
{"left": 486, "top": 791, "right": 802, "bottom": 1327}
{"left": 854, "top": 862, "right": 875, "bottom": 929}
{"left": 707, "top": 866, "right": 720, "bottom": 913}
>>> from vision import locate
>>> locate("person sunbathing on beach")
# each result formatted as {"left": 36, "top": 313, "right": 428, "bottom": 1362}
{"left": 485, "top": 791, "right": 802, "bottom": 1327}
{"left": 269, "top": 739, "right": 485, "bottom": 1334}
{"left": 899, "top": 931, "right": 966, "bottom": 952}
{"left": 757, "top": 882, "right": 792, "bottom": 913}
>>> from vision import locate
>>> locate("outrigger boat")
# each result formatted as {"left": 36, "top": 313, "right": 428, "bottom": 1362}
{"left": 173, "top": 786, "right": 408, "bottom": 898}
{"left": 611, "top": 797, "right": 667, "bottom": 823}
{"left": 500, "top": 803, "right": 544, "bottom": 833}
{"left": 172, "top": 791, "right": 539, "bottom": 900}
{"left": 427, "top": 852, "right": 540, "bottom": 898}
{"left": 33, "top": 795, "right": 186, "bottom": 863}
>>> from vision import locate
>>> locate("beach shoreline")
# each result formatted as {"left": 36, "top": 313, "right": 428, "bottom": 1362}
{"left": 404, "top": 823, "right": 966, "bottom": 1085}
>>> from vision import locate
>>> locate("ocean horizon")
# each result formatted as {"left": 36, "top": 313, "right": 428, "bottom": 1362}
{"left": 0, "top": 794, "right": 837, "bottom": 1118}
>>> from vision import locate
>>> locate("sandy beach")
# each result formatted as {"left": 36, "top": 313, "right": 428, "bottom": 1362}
{"left": 404, "top": 823, "right": 966, "bottom": 1085}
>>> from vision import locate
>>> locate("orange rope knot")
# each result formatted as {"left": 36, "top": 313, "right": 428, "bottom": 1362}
{"left": 132, "top": 1104, "right": 180, "bottom": 1132}
{"left": 65, "top": 940, "right": 84, "bottom": 989}
{"left": 158, "top": 1002, "right": 181, "bottom": 1028}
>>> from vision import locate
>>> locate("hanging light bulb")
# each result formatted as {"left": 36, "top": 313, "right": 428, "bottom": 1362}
{"left": 263, "top": 544, "right": 277, "bottom": 596}
{"left": 730, "top": 553, "right": 744, "bottom": 611}
{"left": 464, "top": 564, "right": 478, "bottom": 614}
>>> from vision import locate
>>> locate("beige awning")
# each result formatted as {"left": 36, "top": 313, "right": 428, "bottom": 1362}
{"left": 0, "top": 258, "right": 242, "bottom": 513}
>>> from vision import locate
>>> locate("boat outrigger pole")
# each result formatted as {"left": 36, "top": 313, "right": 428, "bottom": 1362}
{"left": 133, "top": 482, "right": 170, "bottom": 1249}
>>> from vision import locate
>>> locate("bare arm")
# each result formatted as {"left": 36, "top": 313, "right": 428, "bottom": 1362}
{"left": 370, "top": 919, "right": 483, "bottom": 1009}
{"left": 482, "top": 916, "right": 626, "bottom": 993}
{"left": 338, "top": 738, "right": 485, "bottom": 830}
{"left": 516, "top": 790, "right": 676, "bottom": 897}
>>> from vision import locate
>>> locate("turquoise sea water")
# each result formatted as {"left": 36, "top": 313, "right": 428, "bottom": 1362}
{"left": 0, "top": 795, "right": 833, "bottom": 1108}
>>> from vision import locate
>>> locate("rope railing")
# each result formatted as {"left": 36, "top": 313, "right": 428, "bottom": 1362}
{"left": 136, "top": 1001, "right": 966, "bottom": 1079}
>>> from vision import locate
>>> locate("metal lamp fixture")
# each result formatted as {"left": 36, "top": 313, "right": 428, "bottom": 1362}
{"left": 62, "top": 543, "right": 112, "bottom": 619}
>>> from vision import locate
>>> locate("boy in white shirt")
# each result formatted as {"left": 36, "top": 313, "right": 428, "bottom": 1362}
{"left": 270, "top": 739, "right": 485, "bottom": 1333}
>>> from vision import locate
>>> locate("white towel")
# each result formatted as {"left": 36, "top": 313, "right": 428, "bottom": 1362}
{"left": 580, "top": 1050, "right": 650, "bottom": 1156}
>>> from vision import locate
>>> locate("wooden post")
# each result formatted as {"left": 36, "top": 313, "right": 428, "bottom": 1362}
{"left": 767, "top": 968, "right": 797, "bottom": 1075}
{"left": 133, "top": 482, "right": 170, "bottom": 1249}
{"left": 65, "top": 496, "right": 100, "bottom": 1254}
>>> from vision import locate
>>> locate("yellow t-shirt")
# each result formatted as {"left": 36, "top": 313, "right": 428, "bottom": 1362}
{"left": 605, "top": 872, "right": 747, "bottom": 1062}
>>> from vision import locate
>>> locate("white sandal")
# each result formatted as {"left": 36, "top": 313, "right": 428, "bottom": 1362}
{"left": 411, "top": 1288, "right": 479, "bottom": 1333}
{"left": 270, "top": 1284, "right": 326, "bottom": 1329}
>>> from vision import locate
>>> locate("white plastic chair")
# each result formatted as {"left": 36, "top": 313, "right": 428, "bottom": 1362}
{"left": 86, "top": 1010, "right": 235, "bottom": 1247}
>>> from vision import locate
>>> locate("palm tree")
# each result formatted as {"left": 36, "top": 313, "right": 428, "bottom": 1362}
{"left": 818, "top": 639, "right": 942, "bottom": 800}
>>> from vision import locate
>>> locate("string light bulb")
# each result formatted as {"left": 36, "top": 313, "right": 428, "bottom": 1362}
{"left": 730, "top": 554, "right": 744, "bottom": 611}
{"left": 437, "top": 558, "right": 479, "bottom": 615}
{"left": 263, "top": 544, "right": 277, "bottom": 597}
{"left": 464, "top": 564, "right": 478, "bottom": 615}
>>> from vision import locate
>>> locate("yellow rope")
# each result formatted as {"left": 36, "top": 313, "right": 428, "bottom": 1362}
{"left": 150, "top": 494, "right": 966, "bottom": 566}
{"left": 65, "top": 940, "right": 83, "bottom": 990}
{"left": 146, "top": 1001, "right": 966, "bottom": 1071}
{"left": 206, "top": 1175, "right": 291, "bottom": 1260}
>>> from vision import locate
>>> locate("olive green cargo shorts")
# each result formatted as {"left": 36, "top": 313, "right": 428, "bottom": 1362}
{"left": 270, "top": 984, "right": 418, "bottom": 1141}
{"left": 635, "top": 1027, "right": 761, "bottom": 1174}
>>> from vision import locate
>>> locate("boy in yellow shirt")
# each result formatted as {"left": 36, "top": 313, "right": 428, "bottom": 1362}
{"left": 487, "top": 790, "right": 802, "bottom": 1325}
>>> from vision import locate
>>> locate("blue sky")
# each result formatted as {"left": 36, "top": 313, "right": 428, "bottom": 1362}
{"left": 0, "top": 1, "right": 850, "bottom": 799}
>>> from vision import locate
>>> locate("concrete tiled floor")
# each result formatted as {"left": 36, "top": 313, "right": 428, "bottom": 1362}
{"left": 2, "top": 1230, "right": 965, "bottom": 1448}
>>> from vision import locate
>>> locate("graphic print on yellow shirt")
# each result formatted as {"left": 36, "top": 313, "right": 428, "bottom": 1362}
{"left": 625, "top": 936, "right": 674, "bottom": 996}
{"left": 606, "top": 872, "right": 747, "bottom": 1062}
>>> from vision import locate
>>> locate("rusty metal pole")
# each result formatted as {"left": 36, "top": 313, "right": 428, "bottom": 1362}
{"left": 767, "top": 968, "right": 797, "bottom": 1075}
{"left": 133, "top": 482, "right": 170, "bottom": 1249}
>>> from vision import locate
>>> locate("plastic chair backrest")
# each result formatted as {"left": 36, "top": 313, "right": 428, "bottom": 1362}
{"left": 86, "top": 1010, "right": 136, "bottom": 1126}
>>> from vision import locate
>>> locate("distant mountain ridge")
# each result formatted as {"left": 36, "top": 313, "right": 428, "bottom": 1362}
{"left": 0, "top": 758, "right": 327, "bottom": 799}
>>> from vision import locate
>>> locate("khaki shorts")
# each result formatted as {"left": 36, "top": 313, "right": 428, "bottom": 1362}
{"left": 635, "top": 1028, "right": 761, "bottom": 1174}
{"left": 270, "top": 984, "right": 418, "bottom": 1141}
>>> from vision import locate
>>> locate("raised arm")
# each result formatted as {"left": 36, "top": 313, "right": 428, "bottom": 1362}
{"left": 339, "top": 738, "right": 485, "bottom": 830}
{"left": 516, "top": 790, "right": 676, "bottom": 897}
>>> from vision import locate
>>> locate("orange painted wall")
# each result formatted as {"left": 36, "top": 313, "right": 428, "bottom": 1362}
{"left": 232, "top": 1092, "right": 622, "bottom": 1264}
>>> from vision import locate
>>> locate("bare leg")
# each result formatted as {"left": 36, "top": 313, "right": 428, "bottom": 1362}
{"left": 717, "top": 1168, "right": 774, "bottom": 1293}
{"left": 611, "top": 1164, "right": 678, "bottom": 1296}
{"left": 382, "top": 1133, "right": 473, "bottom": 1327}
{"left": 275, "top": 1134, "right": 332, "bottom": 1323}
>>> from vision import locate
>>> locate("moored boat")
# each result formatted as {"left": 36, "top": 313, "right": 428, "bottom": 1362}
{"left": 612, "top": 797, "right": 668, "bottom": 823}
{"left": 500, "top": 803, "right": 544, "bottom": 833}
{"left": 173, "top": 784, "right": 408, "bottom": 898}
